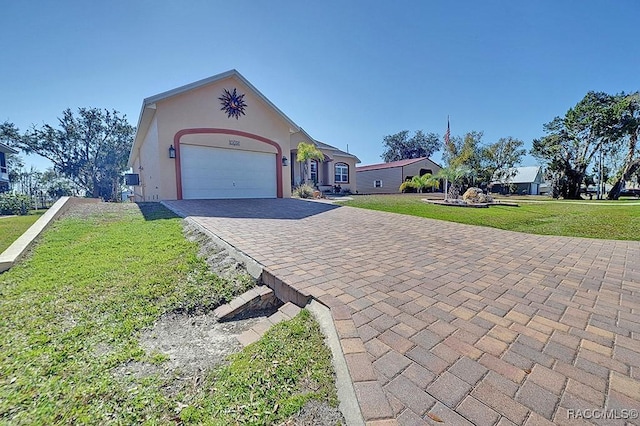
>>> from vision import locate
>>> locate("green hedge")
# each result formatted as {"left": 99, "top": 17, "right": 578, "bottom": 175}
{"left": 0, "top": 193, "right": 31, "bottom": 215}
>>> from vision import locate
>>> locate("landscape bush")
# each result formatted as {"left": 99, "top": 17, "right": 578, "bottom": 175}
{"left": 399, "top": 181, "right": 417, "bottom": 193}
{"left": 0, "top": 193, "right": 31, "bottom": 215}
{"left": 293, "top": 183, "right": 315, "bottom": 199}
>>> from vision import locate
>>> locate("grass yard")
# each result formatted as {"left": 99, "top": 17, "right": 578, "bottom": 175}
{"left": 0, "top": 211, "right": 45, "bottom": 253}
{"left": 0, "top": 203, "right": 337, "bottom": 425}
{"left": 340, "top": 194, "right": 640, "bottom": 240}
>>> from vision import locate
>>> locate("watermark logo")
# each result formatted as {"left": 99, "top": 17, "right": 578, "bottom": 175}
{"left": 567, "top": 408, "right": 639, "bottom": 420}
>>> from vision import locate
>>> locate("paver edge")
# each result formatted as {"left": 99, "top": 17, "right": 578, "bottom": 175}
{"left": 307, "top": 299, "right": 365, "bottom": 426}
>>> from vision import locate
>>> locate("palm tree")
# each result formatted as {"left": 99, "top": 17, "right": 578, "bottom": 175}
{"left": 295, "top": 142, "right": 325, "bottom": 185}
{"left": 436, "top": 166, "right": 473, "bottom": 199}
{"left": 410, "top": 173, "right": 440, "bottom": 193}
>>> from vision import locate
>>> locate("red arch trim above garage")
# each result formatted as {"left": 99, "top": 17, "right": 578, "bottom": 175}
{"left": 173, "top": 128, "right": 284, "bottom": 199}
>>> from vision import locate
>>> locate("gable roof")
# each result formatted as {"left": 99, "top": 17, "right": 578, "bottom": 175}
{"left": 128, "top": 69, "right": 302, "bottom": 166}
{"left": 493, "top": 166, "right": 542, "bottom": 184}
{"left": 356, "top": 157, "right": 437, "bottom": 172}
{"left": 314, "top": 139, "right": 359, "bottom": 161}
{"left": 143, "top": 69, "right": 299, "bottom": 130}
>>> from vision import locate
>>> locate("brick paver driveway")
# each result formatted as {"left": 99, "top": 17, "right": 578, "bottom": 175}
{"left": 164, "top": 199, "right": 640, "bottom": 425}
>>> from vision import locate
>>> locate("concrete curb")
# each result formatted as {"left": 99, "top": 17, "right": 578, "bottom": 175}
{"left": 0, "top": 197, "right": 99, "bottom": 273}
{"left": 307, "top": 300, "right": 365, "bottom": 426}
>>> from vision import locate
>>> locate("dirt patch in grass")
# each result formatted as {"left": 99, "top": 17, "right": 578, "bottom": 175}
{"left": 182, "top": 220, "right": 255, "bottom": 284}
{"left": 283, "top": 400, "right": 345, "bottom": 426}
{"left": 114, "top": 311, "right": 267, "bottom": 397}
{"left": 43, "top": 202, "right": 344, "bottom": 424}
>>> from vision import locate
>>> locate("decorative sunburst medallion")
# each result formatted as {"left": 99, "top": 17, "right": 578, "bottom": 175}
{"left": 219, "top": 88, "right": 247, "bottom": 119}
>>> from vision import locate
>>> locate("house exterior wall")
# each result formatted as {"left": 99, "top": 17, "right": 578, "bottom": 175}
{"left": 356, "top": 158, "right": 441, "bottom": 194}
{"left": 134, "top": 114, "right": 161, "bottom": 201}
{"left": 289, "top": 131, "right": 358, "bottom": 193}
{"left": 356, "top": 167, "right": 403, "bottom": 194}
{"left": 0, "top": 144, "right": 17, "bottom": 189}
{"left": 0, "top": 152, "right": 8, "bottom": 185}
{"left": 492, "top": 182, "right": 539, "bottom": 195}
{"left": 402, "top": 159, "right": 441, "bottom": 180}
{"left": 131, "top": 74, "right": 293, "bottom": 201}
{"left": 331, "top": 155, "right": 358, "bottom": 192}
{"left": 490, "top": 168, "right": 544, "bottom": 196}
{"left": 290, "top": 152, "right": 358, "bottom": 192}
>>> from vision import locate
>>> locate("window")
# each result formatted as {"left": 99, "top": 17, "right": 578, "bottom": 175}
{"left": 335, "top": 163, "right": 349, "bottom": 183}
{"left": 374, "top": 180, "right": 383, "bottom": 188}
{"left": 310, "top": 160, "right": 318, "bottom": 184}
{"left": 0, "top": 153, "right": 6, "bottom": 174}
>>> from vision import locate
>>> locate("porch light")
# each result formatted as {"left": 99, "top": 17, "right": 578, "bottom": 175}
{"left": 282, "top": 156, "right": 289, "bottom": 166}
{"left": 168, "top": 145, "right": 176, "bottom": 159}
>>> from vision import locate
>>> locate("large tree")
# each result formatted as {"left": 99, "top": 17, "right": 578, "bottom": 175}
{"left": 18, "top": 108, "right": 134, "bottom": 201}
{"left": 606, "top": 92, "right": 640, "bottom": 199}
{"left": 531, "top": 92, "right": 617, "bottom": 199}
{"left": 442, "top": 131, "right": 483, "bottom": 185}
{"left": 381, "top": 130, "right": 440, "bottom": 162}
{"left": 481, "top": 137, "right": 526, "bottom": 185}
{"left": 442, "top": 131, "right": 526, "bottom": 189}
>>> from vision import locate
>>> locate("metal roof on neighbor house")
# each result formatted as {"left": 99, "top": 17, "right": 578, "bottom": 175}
{"left": 356, "top": 157, "right": 436, "bottom": 172}
{"left": 493, "top": 166, "right": 542, "bottom": 184}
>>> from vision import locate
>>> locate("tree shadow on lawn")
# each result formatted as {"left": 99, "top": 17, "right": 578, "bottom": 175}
{"left": 137, "top": 202, "right": 181, "bottom": 221}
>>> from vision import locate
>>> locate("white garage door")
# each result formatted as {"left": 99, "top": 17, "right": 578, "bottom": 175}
{"left": 181, "top": 145, "right": 277, "bottom": 199}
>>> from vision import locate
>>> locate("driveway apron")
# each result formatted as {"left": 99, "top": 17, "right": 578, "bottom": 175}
{"left": 164, "top": 199, "right": 640, "bottom": 425}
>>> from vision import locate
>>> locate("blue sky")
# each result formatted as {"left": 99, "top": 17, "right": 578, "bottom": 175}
{"left": 1, "top": 1, "right": 638, "bottom": 170}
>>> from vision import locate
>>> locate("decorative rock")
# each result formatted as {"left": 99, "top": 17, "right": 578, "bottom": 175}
{"left": 462, "top": 187, "right": 493, "bottom": 204}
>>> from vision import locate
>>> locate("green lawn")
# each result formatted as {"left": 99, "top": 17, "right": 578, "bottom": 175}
{"left": 340, "top": 194, "right": 640, "bottom": 240}
{"left": 0, "top": 203, "right": 337, "bottom": 425}
{"left": 0, "top": 211, "right": 45, "bottom": 253}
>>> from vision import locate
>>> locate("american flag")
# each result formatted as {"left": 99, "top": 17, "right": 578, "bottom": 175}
{"left": 444, "top": 116, "right": 450, "bottom": 145}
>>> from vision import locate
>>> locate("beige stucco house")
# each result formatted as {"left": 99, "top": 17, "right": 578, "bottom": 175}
{"left": 356, "top": 157, "right": 441, "bottom": 194}
{"left": 127, "top": 70, "right": 359, "bottom": 201}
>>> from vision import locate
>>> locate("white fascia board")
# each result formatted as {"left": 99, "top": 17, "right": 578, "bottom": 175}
{"left": 127, "top": 103, "right": 156, "bottom": 167}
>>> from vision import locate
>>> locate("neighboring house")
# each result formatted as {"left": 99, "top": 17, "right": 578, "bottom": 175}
{"left": 490, "top": 166, "right": 545, "bottom": 195}
{"left": 0, "top": 142, "right": 18, "bottom": 193}
{"left": 356, "top": 157, "right": 441, "bottom": 194}
{"left": 127, "top": 69, "right": 359, "bottom": 201}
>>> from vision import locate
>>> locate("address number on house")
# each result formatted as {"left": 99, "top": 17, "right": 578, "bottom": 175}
{"left": 229, "top": 140, "right": 240, "bottom": 146}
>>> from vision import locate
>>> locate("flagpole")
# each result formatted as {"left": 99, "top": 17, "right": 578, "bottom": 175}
{"left": 444, "top": 179, "right": 448, "bottom": 201}
{"left": 444, "top": 115, "right": 450, "bottom": 202}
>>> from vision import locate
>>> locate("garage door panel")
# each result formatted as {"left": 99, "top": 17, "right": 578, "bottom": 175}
{"left": 181, "top": 145, "right": 277, "bottom": 199}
